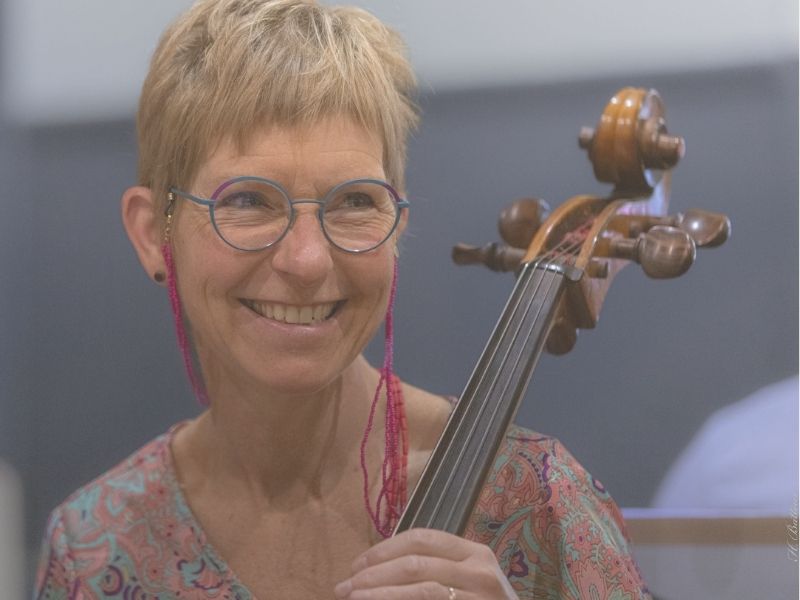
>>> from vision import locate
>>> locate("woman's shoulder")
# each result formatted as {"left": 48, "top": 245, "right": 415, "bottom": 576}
{"left": 476, "top": 423, "right": 629, "bottom": 540}
{"left": 497, "top": 424, "right": 603, "bottom": 493}
{"left": 38, "top": 427, "right": 181, "bottom": 575}
{"left": 51, "top": 427, "right": 177, "bottom": 526}
{"left": 34, "top": 423, "right": 223, "bottom": 598}
{"left": 468, "top": 424, "right": 650, "bottom": 599}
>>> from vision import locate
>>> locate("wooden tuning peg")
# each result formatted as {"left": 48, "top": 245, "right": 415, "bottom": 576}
{"left": 637, "top": 117, "right": 685, "bottom": 170}
{"left": 672, "top": 209, "right": 730, "bottom": 248}
{"left": 453, "top": 197, "right": 549, "bottom": 272}
{"left": 610, "top": 209, "right": 730, "bottom": 249}
{"left": 498, "top": 198, "right": 551, "bottom": 249}
{"left": 605, "top": 226, "right": 696, "bottom": 279}
{"left": 452, "top": 242, "right": 525, "bottom": 272}
{"left": 581, "top": 123, "right": 684, "bottom": 171}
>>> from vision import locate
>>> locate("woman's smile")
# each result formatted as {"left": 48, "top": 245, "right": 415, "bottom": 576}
{"left": 240, "top": 298, "right": 343, "bottom": 325}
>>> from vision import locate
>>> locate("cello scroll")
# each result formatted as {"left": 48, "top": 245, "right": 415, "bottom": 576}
{"left": 452, "top": 87, "right": 730, "bottom": 354}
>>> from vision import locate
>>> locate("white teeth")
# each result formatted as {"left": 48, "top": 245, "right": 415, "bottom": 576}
{"left": 245, "top": 300, "right": 336, "bottom": 325}
{"left": 313, "top": 305, "right": 326, "bottom": 321}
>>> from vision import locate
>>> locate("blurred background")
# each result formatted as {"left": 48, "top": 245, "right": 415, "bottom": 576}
{"left": 0, "top": 0, "right": 797, "bottom": 597}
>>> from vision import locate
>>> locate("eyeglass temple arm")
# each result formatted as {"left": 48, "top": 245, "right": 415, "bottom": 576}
{"left": 169, "top": 188, "right": 215, "bottom": 212}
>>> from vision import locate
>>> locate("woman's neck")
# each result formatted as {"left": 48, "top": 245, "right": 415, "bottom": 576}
{"left": 174, "top": 355, "right": 385, "bottom": 509}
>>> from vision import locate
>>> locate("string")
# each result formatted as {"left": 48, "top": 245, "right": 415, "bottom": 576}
{"left": 418, "top": 257, "right": 551, "bottom": 527}
{"left": 432, "top": 220, "right": 593, "bottom": 529}
{"left": 439, "top": 263, "right": 562, "bottom": 531}
{"left": 406, "top": 226, "right": 590, "bottom": 530}
{"left": 403, "top": 257, "right": 565, "bottom": 529}
{"left": 405, "top": 219, "right": 592, "bottom": 530}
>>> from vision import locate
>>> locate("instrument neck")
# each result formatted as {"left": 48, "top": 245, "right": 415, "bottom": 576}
{"left": 395, "top": 260, "right": 576, "bottom": 534}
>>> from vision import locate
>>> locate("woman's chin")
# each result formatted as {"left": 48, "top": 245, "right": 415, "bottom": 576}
{"left": 215, "top": 355, "right": 351, "bottom": 401}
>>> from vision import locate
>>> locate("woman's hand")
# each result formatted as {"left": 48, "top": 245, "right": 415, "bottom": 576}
{"left": 333, "top": 528, "right": 519, "bottom": 599}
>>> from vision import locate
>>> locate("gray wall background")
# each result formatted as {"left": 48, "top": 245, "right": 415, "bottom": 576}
{"left": 1, "top": 61, "right": 797, "bottom": 579}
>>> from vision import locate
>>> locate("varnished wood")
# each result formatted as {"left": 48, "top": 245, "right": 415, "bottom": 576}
{"left": 596, "top": 225, "right": 696, "bottom": 279}
{"left": 578, "top": 87, "right": 683, "bottom": 196}
{"left": 608, "top": 208, "right": 731, "bottom": 248}
{"left": 498, "top": 198, "right": 550, "bottom": 249}
{"left": 452, "top": 242, "right": 525, "bottom": 272}
{"left": 461, "top": 88, "right": 698, "bottom": 349}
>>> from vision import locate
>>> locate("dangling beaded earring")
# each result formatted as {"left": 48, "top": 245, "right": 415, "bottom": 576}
{"left": 162, "top": 193, "right": 209, "bottom": 406}
{"left": 360, "top": 257, "right": 408, "bottom": 538}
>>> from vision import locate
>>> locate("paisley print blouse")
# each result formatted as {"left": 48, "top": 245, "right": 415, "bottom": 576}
{"left": 35, "top": 424, "right": 650, "bottom": 599}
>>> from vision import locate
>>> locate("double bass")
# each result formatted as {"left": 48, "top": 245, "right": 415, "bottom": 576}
{"left": 395, "top": 87, "right": 730, "bottom": 535}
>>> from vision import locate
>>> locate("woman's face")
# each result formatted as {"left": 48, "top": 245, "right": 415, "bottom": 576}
{"left": 169, "top": 118, "right": 400, "bottom": 397}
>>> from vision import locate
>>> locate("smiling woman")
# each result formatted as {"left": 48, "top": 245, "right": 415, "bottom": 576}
{"left": 146, "top": 120, "right": 399, "bottom": 399}
{"left": 33, "top": 1, "right": 650, "bottom": 599}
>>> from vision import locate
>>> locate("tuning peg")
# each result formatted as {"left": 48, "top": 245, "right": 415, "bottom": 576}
{"left": 638, "top": 117, "right": 685, "bottom": 170}
{"left": 610, "top": 209, "right": 730, "bottom": 249}
{"left": 606, "top": 226, "right": 696, "bottom": 278}
{"left": 452, "top": 242, "right": 525, "bottom": 272}
{"left": 498, "top": 198, "right": 551, "bottom": 249}
{"left": 579, "top": 123, "right": 684, "bottom": 171}
{"left": 671, "top": 209, "right": 730, "bottom": 248}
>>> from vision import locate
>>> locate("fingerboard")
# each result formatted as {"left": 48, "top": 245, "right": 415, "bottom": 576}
{"left": 395, "top": 261, "right": 572, "bottom": 535}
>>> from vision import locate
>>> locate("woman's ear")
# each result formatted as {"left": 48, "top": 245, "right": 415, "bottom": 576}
{"left": 121, "top": 186, "right": 166, "bottom": 284}
{"left": 396, "top": 203, "right": 409, "bottom": 237}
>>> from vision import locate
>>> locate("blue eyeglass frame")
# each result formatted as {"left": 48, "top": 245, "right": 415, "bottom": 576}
{"left": 169, "top": 176, "right": 410, "bottom": 254}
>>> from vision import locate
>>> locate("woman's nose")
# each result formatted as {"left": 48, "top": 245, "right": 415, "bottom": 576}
{"left": 269, "top": 207, "right": 333, "bottom": 283}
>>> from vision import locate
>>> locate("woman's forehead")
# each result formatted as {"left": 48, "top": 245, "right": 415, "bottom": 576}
{"left": 194, "top": 118, "right": 386, "bottom": 191}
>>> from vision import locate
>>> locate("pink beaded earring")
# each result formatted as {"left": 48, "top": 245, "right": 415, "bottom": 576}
{"left": 162, "top": 195, "right": 209, "bottom": 406}
{"left": 359, "top": 257, "right": 407, "bottom": 538}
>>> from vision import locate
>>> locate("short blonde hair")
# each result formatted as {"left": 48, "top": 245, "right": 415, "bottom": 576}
{"left": 137, "top": 0, "right": 419, "bottom": 219}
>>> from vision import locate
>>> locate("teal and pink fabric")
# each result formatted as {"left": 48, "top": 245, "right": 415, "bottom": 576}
{"left": 36, "top": 423, "right": 650, "bottom": 599}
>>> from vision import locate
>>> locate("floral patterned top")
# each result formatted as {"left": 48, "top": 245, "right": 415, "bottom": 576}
{"left": 35, "top": 422, "right": 650, "bottom": 599}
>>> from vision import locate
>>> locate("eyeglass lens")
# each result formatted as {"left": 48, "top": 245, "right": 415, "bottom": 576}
{"left": 211, "top": 178, "right": 399, "bottom": 252}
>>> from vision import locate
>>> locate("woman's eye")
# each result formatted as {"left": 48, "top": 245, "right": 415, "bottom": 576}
{"left": 218, "top": 192, "right": 268, "bottom": 209}
{"left": 340, "top": 192, "right": 375, "bottom": 209}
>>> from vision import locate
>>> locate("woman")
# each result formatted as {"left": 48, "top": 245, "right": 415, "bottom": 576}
{"left": 35, "top": 1, "right": 650, "bottom": 598}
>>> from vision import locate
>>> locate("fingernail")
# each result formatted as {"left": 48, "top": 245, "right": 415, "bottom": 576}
{"left": 334, "top": 579, "right": 352, "bottom": 598}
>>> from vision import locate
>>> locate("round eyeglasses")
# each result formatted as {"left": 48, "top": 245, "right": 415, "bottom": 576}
{"left": 169, "top": 177, "right": 409, "bottom": 253}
